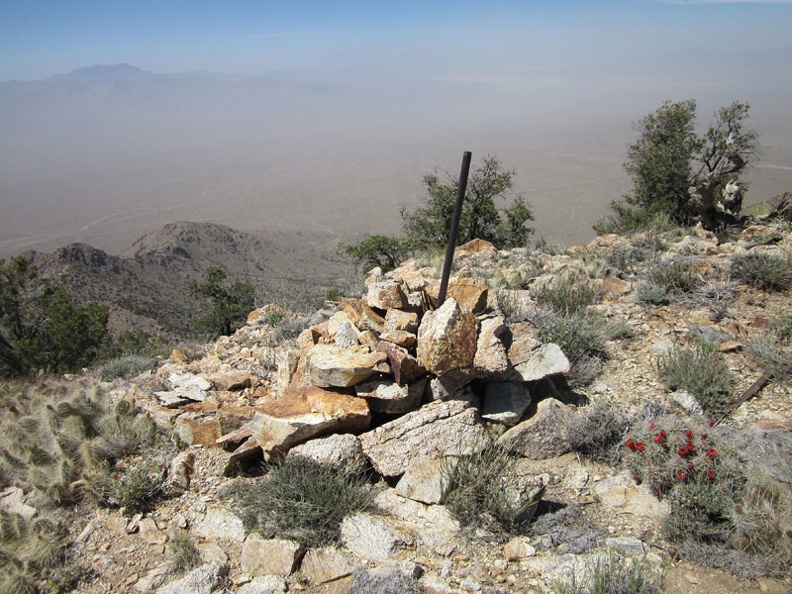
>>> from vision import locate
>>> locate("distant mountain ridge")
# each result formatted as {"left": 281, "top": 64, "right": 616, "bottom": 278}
{"left": 48, "top": 63, "right": 158, "bottom": 83}
{"left": 23, "top": 221, "right": 354, "bottom": 340}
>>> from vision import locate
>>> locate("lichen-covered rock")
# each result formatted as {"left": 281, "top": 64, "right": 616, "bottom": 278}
{"left": 250, "top": 386, "right": 371, "bottom": 460}
{"left": 498, "top": 398, "right": 572, "bottom": 459}
{"left": 306, "top": 344, "right": 386, "bottom": 388}
{"left": 359, "top": 398, "right": 488, "bottom": 477}
{"left": 417, "top": 298, "right": 478, "bottom": 375}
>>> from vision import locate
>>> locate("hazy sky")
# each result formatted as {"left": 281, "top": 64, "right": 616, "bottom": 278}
{"left": 2, "top": 1, "right": 791, "bottom": 82}
{"left": 1, "top": 0, "right": 791, "bottom": 256}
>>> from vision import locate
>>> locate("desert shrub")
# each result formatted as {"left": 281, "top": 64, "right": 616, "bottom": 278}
{"left": 687, "top": 280, "right": 738, "bottom": 321}
{"left": 531, "top": 308, "right": 609, "bottom": 387}
{"left": 96, "top": 355, "right": 154, "bottom": 381}
{"left": 442, "top": 440, "right": 535, "bottom": 534}
{"left": 566, "top": 400, "right": 631, "bottom": 464}
{"left": 729, "top": 251, "right": 792, "bottom": 291}
{"left": 771, "top": 312, "right": 792, "bottom": 345}
{"left": 553, "top": 551, "right": 664, "bottom": 594}
{"left": 112, "top": 459, "right": 166, "bottom": 515}
{"left": 729, "top": 471, "right": 792, "bottom": 577}
{"left": 747, "top": 335, "right": 792, "bottom": 382}
{"left": 226, "top": 456, "right": 375, "bottom": 548}
{"left": 324, "top": 288, "right": 343, "bottom": 301}
{"left": 347, "top": 568, "right": 423, "bottom": 594}
{"left": 645, "top": 257, "right": 700, "bottom": 296}
{"left": 636, "top": 283, "right": 669, "bottom": 306}
{"left": 534, "top": 275, "right": 600, "bottom": 316}
{"left": 656, "top": 342, "right": 733, "bottom": 416}
{"left": 168, "top": 529, "right": 201, "bottom": 573}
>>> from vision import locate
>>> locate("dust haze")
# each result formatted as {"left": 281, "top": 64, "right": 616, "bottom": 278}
{"left": 2, "top": 48, "right": 791, "bottom": 259}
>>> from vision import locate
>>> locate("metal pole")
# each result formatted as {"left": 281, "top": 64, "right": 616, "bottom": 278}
{"left": 437, "top": 150, "right": 472, "bottom": 307}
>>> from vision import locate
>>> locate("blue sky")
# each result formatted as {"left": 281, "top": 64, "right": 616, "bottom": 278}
{"left": 1, "top": 0, "right": 791, "bottom": 80}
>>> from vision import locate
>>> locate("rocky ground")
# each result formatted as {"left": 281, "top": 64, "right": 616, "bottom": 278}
{"left": 10, "top": 221, "right": 792, "bottom": 594}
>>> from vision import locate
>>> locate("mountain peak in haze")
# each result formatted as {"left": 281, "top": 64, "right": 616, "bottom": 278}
{"left": 51, "top": 63, "right": 156, "bottom": 83}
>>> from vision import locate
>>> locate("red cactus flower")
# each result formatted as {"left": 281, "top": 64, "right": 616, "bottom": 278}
{"left": 677, "top": 470, "right": 687, "bottom": 481}
{"left": 685, "top": 429, "right": 694, "bottom": 439}
{"left": 624, "top": 438, "right": 637, "bottom": 451}
{"left": 649, "top": 422, "right": 656, "bottom": 430}
{"left": 678, "top": 446, "right": 689, "bottom": 456}
{"left": 635, "top": 441, "right": 645, "bottom": 452}
{"left": 700, "top": 433, "right": 708, "bottom": 441}
{"left": 654, "top": 433, "right": 664, "bottom": 444}
{"left": 707, "top": 469, "right": 717, "bottom": 479}
{"left": 706, "top": 448, "right": 718, "bottom": 459}
{"left": 708, "top": 419, "right": 716, "bottom": 428}
{"left": 686, "top": 440, "right": 695, "bottom": 452}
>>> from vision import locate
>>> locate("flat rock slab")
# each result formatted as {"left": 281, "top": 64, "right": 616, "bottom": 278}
{"left": 300, "top": 547, "right": 358, "bottom": 585}
{"left": 481, "top": 381, "right": 532, "bottom": 426}
{"left": 241, "top": 534, "right": 302, "bottom": 577}
{"left": 498, "top": 398, "right": 573, "bottom": 459}
{"left": 251, "top": 386, "right": 371, "bottom": 460}
{"left": 355, "top": 378, "right": 426, "bottom": 414}
{"left": 154, "top": 560, "right": 228, "bottom": 594}
{"left": 511, "top": 343, "right": 570, "bottom": 382}
{"left": 286, "top": 433, "right": 366, "bottom": 473}
{"left": 306, "top": 344, "right": 386, "bottom": 388}
{"left": 359, "top": 398, "right": 488, "bottom": 477}
{"left": 340, "top": 513, "right": 411, "bottom": 562}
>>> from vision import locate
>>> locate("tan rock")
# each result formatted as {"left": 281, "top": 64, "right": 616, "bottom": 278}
{"left": 455, "top": 238, "right": 497, "bottom": 258}
{"left": 504, "top": 536, "right": 537, "bottom": 561}
{"left": 300, "top": 547, "right": 357, "bottom": 585}
{"left": 384, "top": 309, "right": 420, "bottom": 333}
{"left": 473, "top": 314, "right": 509, "bottom": 376}
{"left": 240, "top": 534, "right": 302, "bottom": 577}
{"left": 355, "top": 378, "right": 426, "bottom": 414}
{"left": 208, "top": 370, "right": 255, "bottom": 391}
{"left": 366, "top": 281, "right": 408, "bottom": 310}
{"left": 601, "top": 276, "right": 631, "bottom": 296}
{"left": 511, "top": 343, "right": 570, "bottom": 382}
{"left": 417, "top": 298, "right": 478, "bottom": 375}
{"left": 138, "top": 518, "right": 167, "bottom": 545}
{"left": 175, "top": 415, "right": 222, "bottom": 447}
{"left": 250, "top": 386, "right": 371, "bottom": 460}
{"left": 339, "top": 298, "right": 385, "bottom": 333}
{"left": 376, "top": 342, "right": 427, "bottom": 385}
{"left": 306, "top": 344, "right": 386, "bottom": 388}
{"left": 359, "top": 398, "right": 487, "bottom": 477}
{"left": 379, "top": 329, "right": 417, "bottom": 349}
{"left": 427, "top": 277, "right": 488, "bottom": 314}
{"left": 498, "top": 398, "right": 573, "bottom": 459}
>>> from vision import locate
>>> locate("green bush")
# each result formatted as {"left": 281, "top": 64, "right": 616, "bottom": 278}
{"left": 771, "top": 312, "right": 792, "bottom": 345}
{"left": 534, "top": 275, "right": 600, "bottom": 316}
{"left": 566, "top": 400, "right": 631, "bottom": 464}
{"left": 730, "top": 471, "right": 792, "bottom": 577}
{"left": 730, "top": 252, "right": 792, "bottom": 291}
{"left": 746, "top": 335, "right": 792, "bottom": 383}
{"left": 96, "top": 355, "right": 154, "bottom": 381}
{"left": 532, "top": 309, "right": 609, "bottom": 387}
{"left": 168, "top": 529, "right": 201, "bottom": 573}
{"left": 441, "top": 440, "right": 536, "bottom": 534}
{"left": 226, "top": 456, "right": 375, "bottom": 548}
{"left": 645, "top": 257, "right": 700, "bottom": 295}
{"left": 112, "top": 459, "right": 166, "bottom": 515}
{"left": 554, "top": 551, "right": 664, "bottom": 594}
{"left": 636, "top": 283, "right": 669, "bottom": 306}
{"left": 656, "top": 342, "right": 733, "bottom": 416}
{"left": 622, "top": 415, "right": 744, "bottom": 541}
